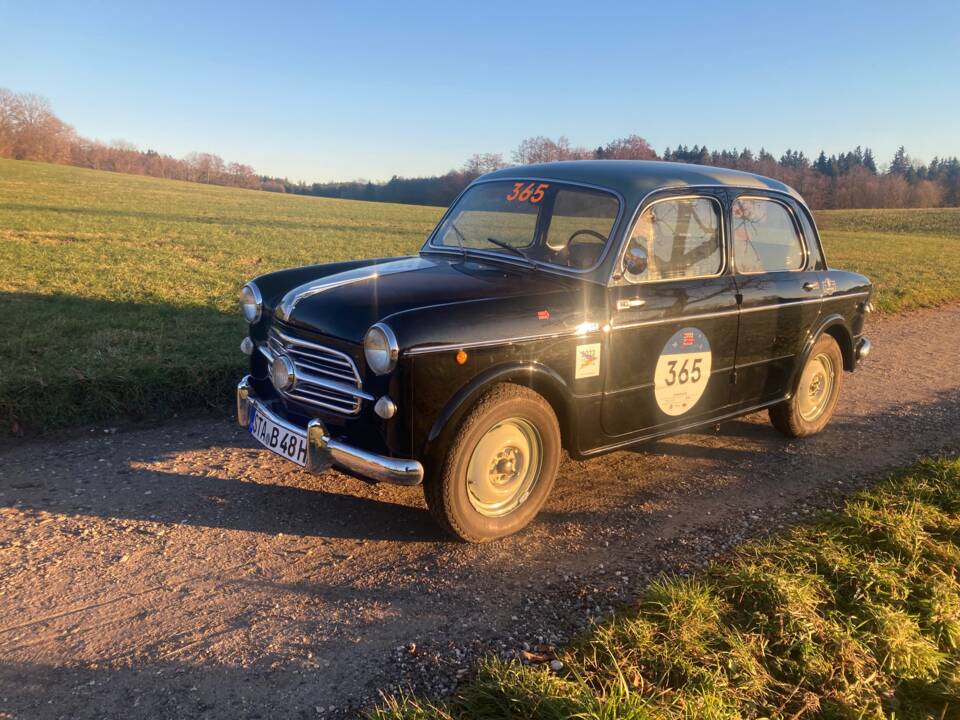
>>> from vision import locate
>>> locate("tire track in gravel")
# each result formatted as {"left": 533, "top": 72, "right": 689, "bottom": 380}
{"left": 1, "top": 304, "right": 959, "bottom": 719}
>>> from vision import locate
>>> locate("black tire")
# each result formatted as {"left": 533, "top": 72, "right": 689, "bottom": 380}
{"left": 424, "top": 383, "right": 561, "bottom": 543}
{"left": 769, "top": 334, "right": 844, "bottom": 438}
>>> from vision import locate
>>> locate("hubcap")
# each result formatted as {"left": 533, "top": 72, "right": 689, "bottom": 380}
{"left": 466, "top": 418, "right": 542, "bottom": 517}
{"left": 798, "top": 352, "right": 835, "bottom": 421}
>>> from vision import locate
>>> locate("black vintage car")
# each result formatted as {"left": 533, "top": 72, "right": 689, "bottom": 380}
{"left": 237, "top": 161, "right": 872, "bottom": 541}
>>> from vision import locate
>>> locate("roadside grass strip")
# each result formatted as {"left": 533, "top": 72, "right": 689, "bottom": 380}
{"left": 372, "top": 457, "right": 960, "bottom": 719}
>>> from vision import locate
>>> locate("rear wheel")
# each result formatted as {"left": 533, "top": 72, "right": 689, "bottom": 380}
{"left": 424, "top": 384, "right": 561, "bottom": 542}
{"left": 769, "top": 334, "right": 844, "bottom": 438}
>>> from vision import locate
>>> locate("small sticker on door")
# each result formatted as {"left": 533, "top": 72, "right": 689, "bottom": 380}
{"left": 654, "top": 328, "right": 712, "bottom": 416}
{"left": 575, "top": 343, "right": 601, "bottom": 379}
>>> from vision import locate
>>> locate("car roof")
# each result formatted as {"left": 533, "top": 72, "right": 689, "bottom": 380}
{"left": 480, "top": 160, "right": 805, "bottom": 207}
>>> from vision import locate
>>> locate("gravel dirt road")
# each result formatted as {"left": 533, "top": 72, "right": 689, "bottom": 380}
{"left": 2, "top": 305, "right": 959, "bottom": 719}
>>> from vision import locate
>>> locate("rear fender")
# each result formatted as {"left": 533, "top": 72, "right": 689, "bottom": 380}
{"left": 788, "top": 314, "right": 853, "bottom": 398}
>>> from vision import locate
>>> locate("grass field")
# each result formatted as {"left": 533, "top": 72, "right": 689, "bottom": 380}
{"left": 2, "top": 159, "right": 959, "bottom": 433}
{"left": 0, "top": 160, "right": 439, "bottom": 433}
{"left": 374, "top": 457, "right": 960, "bottom": 719}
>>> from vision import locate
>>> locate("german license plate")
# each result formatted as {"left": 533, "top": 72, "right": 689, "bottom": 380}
{"left": 249, "top": 409, "right": 308, "bottom": 467}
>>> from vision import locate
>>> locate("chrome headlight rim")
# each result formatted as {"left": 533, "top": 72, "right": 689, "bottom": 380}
{"left": 363, "top": 322, "right": 399, "bottom": 376}
{"left": 240, "top": 282, "right": 263, "bottom": 324}
{"left": 270, "top": 354, "right": 296, "bottom": 391}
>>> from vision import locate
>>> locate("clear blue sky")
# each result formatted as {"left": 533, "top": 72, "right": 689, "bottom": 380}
{"left": 2, "top": 0, "right": 957, "bottom": 182}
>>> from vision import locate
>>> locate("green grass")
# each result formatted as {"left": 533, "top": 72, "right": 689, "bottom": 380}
{"left": 817, "top": 208, "right": 960, "bottom": 313}
{"left": 1, "top": 159, "right": 959, "bottom": 432}
{"left": 0, "top": 159, "right": 441, "bottom": 433}
{"left": 372, "top": 457, "right": 960, "bottom": 719}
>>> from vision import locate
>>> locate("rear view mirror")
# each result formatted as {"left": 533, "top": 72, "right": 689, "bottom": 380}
{"left": 623, "top": 246, "right": 648, "bottom": 277}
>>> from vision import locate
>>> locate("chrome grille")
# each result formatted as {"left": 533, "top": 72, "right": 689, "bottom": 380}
{"left": 265, "top": 327, "right": 366, "bottom": 415}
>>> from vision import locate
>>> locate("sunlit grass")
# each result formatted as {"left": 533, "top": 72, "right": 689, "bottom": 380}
{"left": 372, "top": 457, "right": 960, "bottom": 719}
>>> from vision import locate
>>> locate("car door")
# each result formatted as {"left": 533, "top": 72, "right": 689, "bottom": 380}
{"left": 602, "top": 192, "right": 740, "bottom": 438}
{"left": 729, "top": 194, "right": 823, "bottom": 405}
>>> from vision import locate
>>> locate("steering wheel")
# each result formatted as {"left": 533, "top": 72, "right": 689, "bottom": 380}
{"left": 557, "top": 229, "right": 608, "bottom": 269}
{"left": 567, "top": 228, "right": 608, "bottom": 246}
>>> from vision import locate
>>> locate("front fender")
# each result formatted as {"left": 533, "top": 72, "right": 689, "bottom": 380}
{"left": 422, "top": 360, "right": 575, "bottom": 458}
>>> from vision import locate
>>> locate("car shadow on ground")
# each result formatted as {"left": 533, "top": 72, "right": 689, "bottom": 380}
{"left": 3, "top": 388, "right": 958, "bottom": 545}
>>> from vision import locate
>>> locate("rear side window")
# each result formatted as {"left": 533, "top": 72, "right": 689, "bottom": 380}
{"left": 624, "top": 196, "right": 722, "bottom": 282}
{"left": 732, "top": 198, "right": 805, "bottom": 273}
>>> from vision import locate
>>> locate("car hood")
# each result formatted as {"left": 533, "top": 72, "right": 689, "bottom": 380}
{"left": 273, "top": 255, "right": 578, "bottom": 342}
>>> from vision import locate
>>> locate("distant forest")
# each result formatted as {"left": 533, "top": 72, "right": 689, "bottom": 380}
{"left": 2, "top": 88, "right": 958, "bottom": 210}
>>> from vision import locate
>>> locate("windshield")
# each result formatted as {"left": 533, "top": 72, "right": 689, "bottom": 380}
{"left": 429, "top": 180, "right": 620, "bottom": 271}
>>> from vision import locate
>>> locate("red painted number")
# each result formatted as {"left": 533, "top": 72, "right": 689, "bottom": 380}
{"left": 506, "top": 182, "right": 549, "bottom": 203}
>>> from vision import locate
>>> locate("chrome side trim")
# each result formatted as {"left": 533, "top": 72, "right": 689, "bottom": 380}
{"left": 612, "top": 308, "right": 740, "bottom": 330}
{"left": 404, "top": 326, "right": 596, "bottom": 356}
{"left": 610, "top": 293, "right": 869, "bottom": 331}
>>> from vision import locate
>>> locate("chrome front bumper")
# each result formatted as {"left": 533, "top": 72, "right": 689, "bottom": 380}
{"left": 236, "top": 376, "right": 424, "bottom": 486}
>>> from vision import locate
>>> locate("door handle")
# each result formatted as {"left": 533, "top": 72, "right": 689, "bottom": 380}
{"left": 802, "top": 282, "right": 816, "bottom": 292}
{"left": 617, "top": 298, "right": 646, "bottom": 310}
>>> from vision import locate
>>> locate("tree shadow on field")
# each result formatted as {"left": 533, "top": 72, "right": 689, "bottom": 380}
{"left": 0, "top": 291, "right": 244, "bottom": 436}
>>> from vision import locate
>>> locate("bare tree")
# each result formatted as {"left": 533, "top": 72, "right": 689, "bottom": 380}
{"left": 512, "top": 136, "right": 590, "bottom": 164}
{"left": 461, "top": 152, "right": 506, "bottom": 176}
{"left": 8, "top": 92, "right": 74, "bottom": 162}
{"left": 599, "top": 134, "right": 657, "bottom": 160}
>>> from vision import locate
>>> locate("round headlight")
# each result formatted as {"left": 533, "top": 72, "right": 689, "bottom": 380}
{"left": 364, "top": 323, "right": 399, "bottom": 375}
{"left": 270, "top": 354, "right": 296, "bottom": 391}
{"left": 240, "top": 283, "right": 262, "bottom": 323}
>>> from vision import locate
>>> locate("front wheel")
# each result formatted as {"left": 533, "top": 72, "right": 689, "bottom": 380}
{"left": 769, "top": 334, "right": 844, "bottom": 438}
{"left": 424, "top": 384, "right": 561, "bottom": 542}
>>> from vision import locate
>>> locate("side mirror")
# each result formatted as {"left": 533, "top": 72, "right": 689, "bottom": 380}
{"left": 623, "top": 245, "right": 648, "bottom": 277}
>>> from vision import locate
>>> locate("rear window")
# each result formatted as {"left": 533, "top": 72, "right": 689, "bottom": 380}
{"left": 732, "top": 198, "right": 806, "bottom": 273}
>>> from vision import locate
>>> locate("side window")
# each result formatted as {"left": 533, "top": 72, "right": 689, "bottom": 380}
{"left": 732, "top": 198, "right": 805, "bottom": 273}
{"left": 624, "top": 197, "right": 722, "bottom": 283}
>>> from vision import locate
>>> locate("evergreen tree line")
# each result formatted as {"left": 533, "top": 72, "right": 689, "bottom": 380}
{"left": 3, "top": 88, "right": 957, "bottom": 210}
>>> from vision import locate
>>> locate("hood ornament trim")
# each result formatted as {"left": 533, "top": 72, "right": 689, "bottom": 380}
{"left": 274, "top": 257, "right": 433, "bottom": 322}
{"left": 276, "top": 273, "right": 377, "bottom": 321}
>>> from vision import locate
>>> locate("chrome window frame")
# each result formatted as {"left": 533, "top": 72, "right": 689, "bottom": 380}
{"left": 614, "top": 193, "right": 726, "bottom": 286}
{"left": 729, "top": 194, "right": 809, "bottom": 275}
{"left": 422, "top": 177, "right": 625, "bottom": 278}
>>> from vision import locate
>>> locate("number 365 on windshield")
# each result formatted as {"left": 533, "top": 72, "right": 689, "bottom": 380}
{"left": 506, "top": 182, "right": 549, "bottom": 203}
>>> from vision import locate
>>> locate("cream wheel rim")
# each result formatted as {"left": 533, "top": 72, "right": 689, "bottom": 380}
{"left": 466, "top": 418, "right": 542, "bottom": 517}
{"left": 798, "top": 352, "right": 835, "bottom": 421}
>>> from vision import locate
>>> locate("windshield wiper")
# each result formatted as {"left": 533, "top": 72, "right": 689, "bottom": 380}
{"left": 449, "top": 222, "right": 468, "bottom": 259}
{"left": 485, "top": 237, "right": 538, "bottom": 270}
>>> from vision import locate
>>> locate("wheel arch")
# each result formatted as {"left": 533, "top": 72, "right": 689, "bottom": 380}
{"left": 792, "top": 314, "right": 854, "bottom": 395}
{"left": 422, "top": 361, "right": 575, "bottom": 459}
